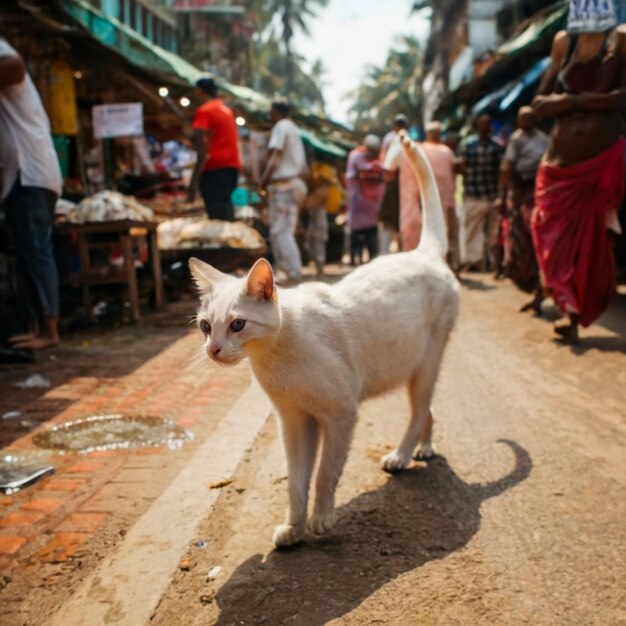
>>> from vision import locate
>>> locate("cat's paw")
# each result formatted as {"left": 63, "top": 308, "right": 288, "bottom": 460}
{"left": 381, "top": 450, "right": 410, "bottom": 474}
{"left": 308, "top": 507, "right": 336, "bottom": 535}
{"left": 413, "top": 442, "right": 437, "bottom": 460}
{"left": 272, "top": 523, "right": 304, "bottom": 548}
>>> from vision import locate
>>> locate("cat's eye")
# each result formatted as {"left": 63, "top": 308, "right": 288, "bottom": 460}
{"left": 230, "top": 319, "right": 246, "bottom": 333}
{"left": 199, "top": 319, "right": 211, "bottom": 335}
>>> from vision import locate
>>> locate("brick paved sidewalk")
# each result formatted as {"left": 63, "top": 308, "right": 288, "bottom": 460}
{"left": 0, "top": 303, "right": 251, "bottom": 626}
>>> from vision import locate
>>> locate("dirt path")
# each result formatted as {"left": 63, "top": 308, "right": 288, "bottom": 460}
{"left": 149, "top": 276, "right": 626, "bottom": 626}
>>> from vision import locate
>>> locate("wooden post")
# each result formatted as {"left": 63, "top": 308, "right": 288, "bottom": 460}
{"left": 77, "top": 232, "right": 93, "bottom": 321}
{"left": 148, "top": 228, "right": 164, "bottom": 311}
{"left": 121, "top": 233, "right": 140, "bottom": 322}
{"left": 103, "top": 138, "right": 116, "bottom": 190}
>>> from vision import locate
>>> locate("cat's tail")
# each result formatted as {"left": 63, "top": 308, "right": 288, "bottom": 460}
{"left": 399, "top": 133, "right": 448, "bottom": 258}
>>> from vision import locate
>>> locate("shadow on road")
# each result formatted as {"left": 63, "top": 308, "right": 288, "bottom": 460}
{"left": 595, "top": 292, "right": 626, "bottom": 339}
{"left": 213, "top": 440, "right": 531, "bottom": 626}
{"left": 459, "top": 276, "right": 497, "bottom": 291}
{"left": 562, "top": 335, "right": 626, "bottom": 355}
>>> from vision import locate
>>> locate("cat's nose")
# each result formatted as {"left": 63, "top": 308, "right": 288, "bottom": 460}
{"left": 211, "top": 345, "right": 222, "bottom": 358}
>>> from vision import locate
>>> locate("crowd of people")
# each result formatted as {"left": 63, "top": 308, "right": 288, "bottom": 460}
{"left": 330, "top": 12, "right": 626, "bottom": 345}
{"left": 2, "top": 0, "right": 625, "bottom": 351}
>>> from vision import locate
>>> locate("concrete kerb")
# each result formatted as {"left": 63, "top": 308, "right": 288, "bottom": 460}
{"left": 49, "top": 379, "right": 273, "bottom": 626}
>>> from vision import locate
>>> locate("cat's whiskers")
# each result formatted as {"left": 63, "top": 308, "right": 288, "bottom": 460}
{"left": 186, "top": 312, "right": 200, "bottom": 328}
{"left": 186, "top": 345, "right": 209, "bottom": 369}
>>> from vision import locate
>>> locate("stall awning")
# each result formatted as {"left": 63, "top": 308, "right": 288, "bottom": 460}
{"left": 64, "top": 0, "right": 204, "bottom": 86}
{"left": 472, "top": 56, "right": 552, "bottom": 116}
{"left": 173, "top": 1, "right": 246, "bottom": 14}
{"left": 299, "top": 128, "right": 348, "bottom": 158}
{"left": 471, "top": 83, "right": 512, "bottom": 117}
{"left": 60, "top": 0, "right": 353, "bottom": 156}
{"left": 440, "top": 2, "right": 567, "bottom": 111}
{"left": 498, "top": 56, "right": 551, "bottom": 113}
{"left": 219, "top": 83, "right": 272, "bottom": 115}
{"left": 498, "top": 4, "right": 567, "bottom": 57}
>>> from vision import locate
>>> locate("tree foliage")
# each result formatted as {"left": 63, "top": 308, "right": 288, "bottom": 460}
{"left": 245, "top": 0, "right": 328, "bottom": 107}
{"left": 255, "top": 36, "right": 327, "bottom": 113}
{"left": 348, "top": 35, "right": 424, "bottom": 135}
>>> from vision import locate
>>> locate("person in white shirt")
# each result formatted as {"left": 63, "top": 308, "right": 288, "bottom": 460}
{"left": 260, "top": 99, "right": 308, "bottom": 282}
{"left": 0, "top": 38, "right": 63, "bottom": 350}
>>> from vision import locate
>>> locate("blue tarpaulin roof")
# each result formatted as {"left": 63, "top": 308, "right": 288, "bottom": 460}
{"left": 471, "top": 56, "right": 552, "bottom": 117}
{"left": 498, "top": 57, "right": 552, "bottom": 112}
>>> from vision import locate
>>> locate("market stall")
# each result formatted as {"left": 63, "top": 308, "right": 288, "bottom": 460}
{"left": 1, "top": 0, "right": 354, "bottom": 327}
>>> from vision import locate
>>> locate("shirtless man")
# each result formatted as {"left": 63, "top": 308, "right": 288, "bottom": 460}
{"left": 531, "top": 2, "right": 626, "bottom": 342}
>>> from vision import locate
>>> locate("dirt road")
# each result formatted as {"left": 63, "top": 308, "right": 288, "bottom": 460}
{"left": 148, "top": 276, "right": 625, "bottom": 626}
{"left": 5, "top": 274, "right": 626, "bottom": 625}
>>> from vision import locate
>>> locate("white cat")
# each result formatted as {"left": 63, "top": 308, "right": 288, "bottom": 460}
{"left": 189, "top": 134, "right": 459, "bottom": 547}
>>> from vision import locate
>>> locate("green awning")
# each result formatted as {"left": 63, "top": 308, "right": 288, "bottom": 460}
{"left": 299, "top": 128, "right": 348, "bottom": 158}
{"left": 498, "top": 3, "right": 568, "bottom": 57}
{"left": 440, "top": 2, "right": 567, "bottom": 111}
{"left": 62, "top": 0, "right": 351, "bottom": 158}
{"left": 219, "top": 83, "right": 272, "bottom": 115}
{"left": 64, "top": 0, "right": 204, "bottom": 86}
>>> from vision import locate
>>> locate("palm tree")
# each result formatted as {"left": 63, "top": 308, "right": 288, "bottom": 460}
{"left": 349, "top": 36, "right": 424, "bottom": 134}
{"left": 308, "top": 58, "right": 327, "bottom": 114}
{"left": 255, "top": 37, "right": 327, "bottom": 111}
{"left": 260, "top": 0, "right": 329, "bottom": 96}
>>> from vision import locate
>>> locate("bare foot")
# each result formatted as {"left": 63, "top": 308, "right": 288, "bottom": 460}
{"left": 8, "top": 332, "right": 37, "bottom": 344}
{"left": 10, "top": 335, "right": 59, "bottom": 350}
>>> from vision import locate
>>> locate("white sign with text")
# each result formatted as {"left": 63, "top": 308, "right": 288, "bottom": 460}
{"left": 92, "top": 103, "right": 143, "bottom": 139}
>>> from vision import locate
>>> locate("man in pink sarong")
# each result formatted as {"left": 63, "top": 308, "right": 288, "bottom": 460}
{"left": 384, "top": 122, "right": 457, "bottom": 256}
{"left": 422, "top": 122, "right": 458, "bottom": 268}
{"left": 384, "top": 132, "right": 422, "bottom": 251}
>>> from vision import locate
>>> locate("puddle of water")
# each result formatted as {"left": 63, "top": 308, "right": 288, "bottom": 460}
{"left": 32, "top": 414, "right": 192, "bottom": 453}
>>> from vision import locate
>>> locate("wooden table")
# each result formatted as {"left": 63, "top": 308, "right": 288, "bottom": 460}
{"left": 55, "top": 220, "right": 163, "bottom": 322}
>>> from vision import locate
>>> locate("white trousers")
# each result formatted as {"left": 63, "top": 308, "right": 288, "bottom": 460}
{"left": 305, "top": 206, "right": 328, "bottom": 267}
{"left": 269, "top": 178, "right": 307, "bottom": 279}
{"left": 462, "top": 196, "right": 497, "bottom": 266}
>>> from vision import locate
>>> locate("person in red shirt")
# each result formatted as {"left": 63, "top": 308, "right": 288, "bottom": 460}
{"left": 187, "top": 77, "right": 241, "bottom": 221}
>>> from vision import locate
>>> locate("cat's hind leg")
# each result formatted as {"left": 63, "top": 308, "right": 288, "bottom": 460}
{"left": 273, "top": 411, "right": 320, "bottom": 548}
{"left": 309, "top": 409, "right": 357, "bottom": 536}
{"left": 382, "top": 343, "right": 445, "bottom": 473}
{"left": 413, "top": 409, "right": 437, "bottom": 460}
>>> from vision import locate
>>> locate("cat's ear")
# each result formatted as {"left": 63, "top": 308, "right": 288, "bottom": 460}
{"left": 246, "top": 258, "right": 276, "bottom": 302}
{"left": 188, "top": 257, "right": 226, "bottom": 292}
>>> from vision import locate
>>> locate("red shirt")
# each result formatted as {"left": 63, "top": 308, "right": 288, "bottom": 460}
{"left": 192, "top": 99, "right": 241, "bottom": 171}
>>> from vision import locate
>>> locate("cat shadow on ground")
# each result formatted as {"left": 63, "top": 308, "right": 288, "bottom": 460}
{"left": 213, "top": 440, "right": 531, "bottom": 626}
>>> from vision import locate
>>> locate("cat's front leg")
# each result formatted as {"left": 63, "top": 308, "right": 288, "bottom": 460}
{"left": 273, "top": 410, "right": 320, "bottom": 548}
{"left": 309, "top": 412, "right": 356, "bottom": 536}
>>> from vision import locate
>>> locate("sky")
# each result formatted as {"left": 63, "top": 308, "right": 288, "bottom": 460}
{"left": 294, "top": 0, "right": 430, "bottom": 125}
